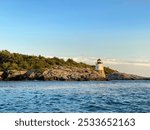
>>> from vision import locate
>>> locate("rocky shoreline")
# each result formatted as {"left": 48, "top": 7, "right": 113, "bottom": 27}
{"left": 107, "top": 72, "right": 150, "bottom": 80}
{"left": 0, "top": 66, "right": 105, "bottom": 81}
{"left": 0, "top": 66, "right": 149, "bottom": 81}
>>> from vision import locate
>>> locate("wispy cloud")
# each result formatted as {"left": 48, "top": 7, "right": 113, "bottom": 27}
{"left": 104, "top": 59, "right": 150, "bottom": 67}
{"left": 68, "top": 57, "right": 150, "bottom": 67}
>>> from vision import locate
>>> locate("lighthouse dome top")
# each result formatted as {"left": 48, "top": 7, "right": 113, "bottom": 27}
{"left": 97, "top": 59, "right": 102, "bottom": 64}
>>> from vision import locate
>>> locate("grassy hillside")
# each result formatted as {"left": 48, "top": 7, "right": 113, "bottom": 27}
{"left": 0, "top": 50, "right": 116, "bottom": 75}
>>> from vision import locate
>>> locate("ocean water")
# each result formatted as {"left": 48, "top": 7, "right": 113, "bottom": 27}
{"left": 0, "top": 81, "right": 150, "bottom": 113}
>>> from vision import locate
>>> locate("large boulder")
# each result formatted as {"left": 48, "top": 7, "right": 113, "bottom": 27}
{"left": 1, "top": 70, "right": 9, "bottom": 80}
{"left": 3, "top": 70, "right": 27, "bottom": 80}
{"left": 42, "top": 68, "right": 71, "bottom": 81}
{"left": 24, "top": 69, "right": 43, "bottom": 80}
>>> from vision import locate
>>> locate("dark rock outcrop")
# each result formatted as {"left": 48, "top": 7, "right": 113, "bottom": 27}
{"left": 1, "top": 70, "right": 9, "bottom": 80}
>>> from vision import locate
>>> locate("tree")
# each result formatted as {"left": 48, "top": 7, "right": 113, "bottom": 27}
{"left": 1, "top": 62, "right": 11, "bottom": 70}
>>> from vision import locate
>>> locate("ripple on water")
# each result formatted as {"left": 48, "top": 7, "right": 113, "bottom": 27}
{"left": 0, "top": 81, "right": 150, "bottom": 112}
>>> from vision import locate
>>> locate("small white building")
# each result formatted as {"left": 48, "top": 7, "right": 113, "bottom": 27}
{"left": 95, "top": 59, "right": 106, "bottom": 78}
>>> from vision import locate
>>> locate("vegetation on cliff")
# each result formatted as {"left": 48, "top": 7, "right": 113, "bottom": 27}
{"left": 0, "top": 50, "right": 90, "bottom": 70}
{"left": 0, "top": 50, "right": 115, "bottom": 75}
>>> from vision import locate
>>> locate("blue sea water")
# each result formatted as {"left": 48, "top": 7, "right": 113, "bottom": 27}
{"left": 0, "top": 80, "right": 150, "bottom": 113}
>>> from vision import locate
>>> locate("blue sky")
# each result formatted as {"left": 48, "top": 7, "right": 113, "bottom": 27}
{"left": 0, "top": 0, "right": 150, "bottom": 76}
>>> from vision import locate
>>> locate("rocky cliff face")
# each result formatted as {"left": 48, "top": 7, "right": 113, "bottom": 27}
{"left": 0, "top": 67, "right": 149, "bottom": 81}
{"left": 0, "top": 66, "right": 105, "bottom": 81}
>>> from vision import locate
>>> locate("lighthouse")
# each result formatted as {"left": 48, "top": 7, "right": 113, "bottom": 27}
{"left": 95, "top": 59, "right": 106, "bottom": 79}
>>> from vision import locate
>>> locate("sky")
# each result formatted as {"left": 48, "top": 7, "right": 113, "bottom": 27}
{"left": 0, "top": 0, "right": 150, "bottom": 76}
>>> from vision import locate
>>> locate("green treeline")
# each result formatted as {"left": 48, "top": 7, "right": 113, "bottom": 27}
{"left": 0, "top": 50, "right": 92, "bottom": 70}
{"left": 0, "top": 50, "right": 115, "bottom": 75}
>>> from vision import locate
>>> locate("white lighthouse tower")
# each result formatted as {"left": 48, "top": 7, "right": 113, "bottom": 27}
{"left": 95, "top": 59, "right": 106, "bottom": 78}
